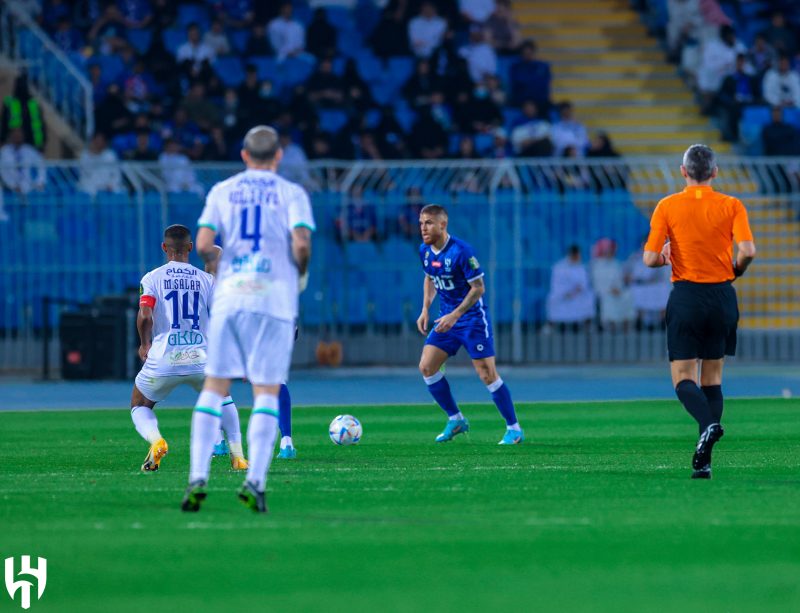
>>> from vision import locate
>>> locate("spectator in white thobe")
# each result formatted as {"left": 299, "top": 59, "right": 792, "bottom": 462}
{"left": 762, "top": 54, "right": 800, "bottom": 108}
{"left": 268, "top": 2, "right": 307, "bottom": 61}
{"left": 460, "top": 0, "right": 496, "bottom": 24}
{"left": 0, "top": 128, "right": 46, "bottom": 195}
{"left": 590, "top": 238, "right": 635, "bottom": 332}
{"left": 158, "top": 139, "right": 204, "bottom": 196}
{"left": 624, "top": 245, "right": 672, "bottom": 329}
{"left": 459, "top": 27, "right": 497, "bottom": 83}
{"left": 546, "top": 245, "right": 596, "bottom": 328}
{"left": 408, "top": 2, "right": 448, "bottom": 59}
{"left": 79, "top": 133, "right": 123, "bottom": 195}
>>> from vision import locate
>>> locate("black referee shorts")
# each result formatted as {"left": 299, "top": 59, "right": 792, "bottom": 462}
{"left": 666, "top": 281, "right": 739, "bottom": 361}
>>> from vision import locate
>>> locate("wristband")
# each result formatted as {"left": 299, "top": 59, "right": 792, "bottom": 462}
{"left": 660, "top": 253, "right": 667, "bottom": 266}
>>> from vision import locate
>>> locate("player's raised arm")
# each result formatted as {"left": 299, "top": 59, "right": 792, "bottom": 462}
{"left": 417, "top": 275, "right": 435, "bottom": 335}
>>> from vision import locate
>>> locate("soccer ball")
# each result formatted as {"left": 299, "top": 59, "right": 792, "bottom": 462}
{"left": 329, "top": 415, "right": 362, "bottom": 446}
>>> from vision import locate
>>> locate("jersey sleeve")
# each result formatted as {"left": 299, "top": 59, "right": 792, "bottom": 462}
{"left": 198, "top": 186, "right": 222, "bottom": 233}
{"left": 459, "top": 244, "right": 484, "bottom": 283}
{"left": 644, "top": 201, "right": 668, "bottom": 253}
{"left": 732, "top": 198, "right": 754, "bottom": 243}
{"left": 288, "top": 185, "right": 316, "bottom": 232}
{"left": 139, "top": 272, "right": 156, "bottom": 308}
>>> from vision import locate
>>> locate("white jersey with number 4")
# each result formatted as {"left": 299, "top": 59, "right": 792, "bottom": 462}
{"left": 138, "top": 262, "right": 215, "bottom": 377}
{"left": 197, "top": 169, "right": 315, "bottom": 321}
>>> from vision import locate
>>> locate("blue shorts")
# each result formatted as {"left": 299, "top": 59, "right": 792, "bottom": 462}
{"left": 426, "top": 319, "right": 495, "bottom": 360}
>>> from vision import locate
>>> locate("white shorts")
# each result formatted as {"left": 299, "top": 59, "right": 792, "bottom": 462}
{"left": 134, "top": 370, "right": 205, "bottom": 403}
{"left": 205, "top": 311, "right": 294, "bottom": 385}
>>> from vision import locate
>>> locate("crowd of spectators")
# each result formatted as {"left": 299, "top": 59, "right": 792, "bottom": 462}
{"left": 663, "top": 2, "right": 800, "bottom": 152}
{"left": 545, "top": 239, "right": 671, "bottom": 333}
{"left": 7, "top": 0, "right": 622, "bottom": 185}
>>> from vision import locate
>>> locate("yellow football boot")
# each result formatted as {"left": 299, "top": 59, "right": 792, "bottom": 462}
{"left": 230, "top": 455, "right": 249, "bottom": 471}
{"left": 141, "top": 438, "right": 168, "bottom": 472}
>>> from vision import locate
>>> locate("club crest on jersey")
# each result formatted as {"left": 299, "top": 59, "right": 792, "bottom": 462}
{"left": 468, "top": 256, "right": 480, "bottom": 270}
{"left": 444, "top": 258, "right": 452, "bottom": 271}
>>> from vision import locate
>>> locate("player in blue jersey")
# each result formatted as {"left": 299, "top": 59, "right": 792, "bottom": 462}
{"left": 416, "top": 204, "right": 524, "bottom": 444}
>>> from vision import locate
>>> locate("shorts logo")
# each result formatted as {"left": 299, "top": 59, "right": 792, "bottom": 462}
{"left": 477, "top": 344, "right": 484, "bottom": 351}
{"left": 5, "top": 556, "right": 47, "bottom": 610}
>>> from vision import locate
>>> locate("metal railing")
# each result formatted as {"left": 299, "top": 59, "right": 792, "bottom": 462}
{"left": 0, "top": 1, "right": 94, "bottom": 141}
{"left": 1, "top": 156, "right": 799, "bottom": 374}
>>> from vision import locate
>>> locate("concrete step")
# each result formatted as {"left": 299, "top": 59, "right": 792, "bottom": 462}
{"left": 611, "top": 130, "right": 719, "bottom": 142}
{"left": 741, "top": 316, "right": 800, "bottom": 328}
{"left": 554, "top": 65, "right": 678, "bottom": 78}
{"left": 516, "top": 12, "right": 642, "bottom": 25}
{"left": 620, "top": 142, "right": 733, "bottom": 154}
{"left": 551, "top": 90, "right": 694, "bottom": 103}
{"left": 554, "top": 77, "right": 686, "bottom": 89}
{"left": 520, "top": 24, "right": 649, "bottom": 37}
{"left": 546, "top": 50, "right": 665, "bottom": 63}
{"left": 513, "top": 0, "right": 631, "bottom": 10}
{"left": 583, "top": 117, "right": 708, "bottom": 129}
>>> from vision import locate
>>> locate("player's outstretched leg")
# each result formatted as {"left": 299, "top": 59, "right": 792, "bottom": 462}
{"left": 182, "top": 388, "right": 224, "bottom": 512}
{"left": 221, "top": 396, "right": 248, "bottom": 470}
{"left": 420, "top": 346, "right": 469, "bottom": 442}
{"left": 277, "top": 384, "right": 296, "bottom": 459}
{"left": 130, "top": 385, "right": 168, "bottom": 472}
{"left": 240, "top": 392, "right": 279, "bottom": 513}
{"left": 473, "top": 358, "right": 524, "bottom": 445}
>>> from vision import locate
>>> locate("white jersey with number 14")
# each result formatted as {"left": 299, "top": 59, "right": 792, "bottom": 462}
{"left": 139, "top": 262, "right": 215, "bottom": 377}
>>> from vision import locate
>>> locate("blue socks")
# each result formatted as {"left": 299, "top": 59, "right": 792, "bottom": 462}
{"left": 423, "top": 372, "right": 461, "bottom": 417}
{"left": 278, "top": 383, "right": 292, "bottom": 438}
{"left": 488, "top": 378, "right": 518, "bottom": 427}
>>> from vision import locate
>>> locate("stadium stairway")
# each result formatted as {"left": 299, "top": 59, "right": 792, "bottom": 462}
{"left": 512, "top": 0, "right": 729, "bottom": 156}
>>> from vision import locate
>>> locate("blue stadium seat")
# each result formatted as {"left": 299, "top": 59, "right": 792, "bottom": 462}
{"left": 213, "top": 57, "right": 245, "bottom": 87}
{"left": 355, "top": 52, "right": 383, "bottom": 82}
{"left": 162, "top": 29, "right": 185, "bottom": 56}
{"left": 325, "top": 7, "right": 356, "bottom": 32}
{"left": 393, "top": 100, "right": 417, "bottom": 133}
{"left": 229, "top": 28, "right": 250, "bottom": 54}
{"left": 281, "top": 56, "right": 316, "bottom": 87}
{"left": 96, "top": 54, "right": 125, "bottom": 84}
{"left": 249, "top": 56, "right": 280, "bottom": 82}
{"left": 783, "top": 107, "right": 800, "bottom": 128}
{"left": 741, "top": 105, "right": 771, "bottom": 127}
{"left": 387, "top": 56, "right": 415, "bottom": 86}
{"left": 337, "top": 35, "right": 364, "bottom": 59}
{"left": 319, "top": 109, "right": 349, "bottom": 133}
{"left": 126, "top": 29, "right": 153, "bottom": 54}
{"left": 176, "top": 4, "right": 210, "bottom": 30}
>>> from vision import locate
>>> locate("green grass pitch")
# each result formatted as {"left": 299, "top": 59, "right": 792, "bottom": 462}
{"left": 1, "top": 399, "right": 799, "bottom": 612}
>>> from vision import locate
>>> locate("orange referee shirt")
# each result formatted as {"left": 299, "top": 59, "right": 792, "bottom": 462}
{"left": 645, "top": 185, "right": 754, "bottom": 283}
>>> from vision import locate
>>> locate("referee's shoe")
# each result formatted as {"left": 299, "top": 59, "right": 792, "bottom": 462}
{"left": 691, "top": 424, "right": 724, "bottom": 479}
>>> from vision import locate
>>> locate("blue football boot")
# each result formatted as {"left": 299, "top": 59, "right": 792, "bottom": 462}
{"left": 277, "top": 445, "right": 297, "bottom": 459}
{"left": 435, "top": 418, "right": 470, "bottom": 442}
{"left": 212, "top": 438, "right": 230, "bottom": 457}
{"left": 498, "top": 429, "right": 524, "bottom": 445}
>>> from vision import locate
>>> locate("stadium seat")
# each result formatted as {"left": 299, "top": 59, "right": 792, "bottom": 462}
{"left": 126, "top": 29, "right": 153, "bottom": 54}
{"left": 318, "top": 109, "right": 349, "bottom": 133}
{"left": 249, "top": 56, "right": 280, "bottom": 82}
{"left": 393, "top": 101, "right": 417, "bottom": 133}
{"left": 281, "top": 56, "right": 316, "bottom": 87}
{"left": 326, "top": 7, "right": 356, "bottom": 32}
{"left": 229, "top": 28, "right": 250, "bottom": 54}
{"left": 741, "top": 105, "right": 771, "bottom": 127}
{"left": 355, "top": 52, "right": 383, "bottom": 82}
{"left": 162, "top": 29, "right": 185, "bottom": 56}
{"left": 213, "top": 57, "right": 246, "bottom": 87}
{"left": 176, "top": 4, "right": 210, "bottom": 30}
{"left": 783, "top": 107, "right": 800, "bottom": 128}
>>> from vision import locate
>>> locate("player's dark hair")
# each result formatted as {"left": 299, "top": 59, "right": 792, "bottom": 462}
{"left": 163, "top": 224, "right": 192, "bottom": 251}
{"left": 243, "top": 125, "right": 280, "bottom": 162}
{"left": 567, "top": 244, "right": 581, "bottom": 257}
{"left": 682, "top": 144, "right": 716, "bottom": 182}
{"left": 421, "top": 204, "right": 448, "bottom": 218}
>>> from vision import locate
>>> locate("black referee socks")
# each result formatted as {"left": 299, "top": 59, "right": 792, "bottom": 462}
{"left": 702, "top": 385, "right": 724, "bottom": 424}
{"left": 675, "top": 380, "right": 714, "bottom": 433}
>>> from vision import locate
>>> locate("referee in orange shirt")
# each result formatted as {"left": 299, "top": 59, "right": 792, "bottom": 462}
{"left": 643, "top": 144, "right": 756, "bottom": 479}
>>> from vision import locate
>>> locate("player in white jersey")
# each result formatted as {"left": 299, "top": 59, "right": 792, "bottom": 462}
{"left": 181, "top": 126, "right": 314, "bottom": 513}
{"left": 132, "top": 224, "right": 248, "bottom": 472}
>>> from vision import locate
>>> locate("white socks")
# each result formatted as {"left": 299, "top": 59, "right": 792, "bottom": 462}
{"left": 280, "top": 436, "right": 294, "bottom": 449}
{"left": 245, "top": 394, "right": 279, "bottom": 492}
{"left": 221, "top": 396, "right": 242, "bottom": 444}
{"left": 507, "top": 423, "right": 521, "bottom": 431}
{"left": 189, "top": 390, "right": 223, "bottom": 484}
{"left": 131, "top": 406, "right": 161, "bottom": 444}
{"left": 448, "top": 411, "right": 465, "bottom": 421}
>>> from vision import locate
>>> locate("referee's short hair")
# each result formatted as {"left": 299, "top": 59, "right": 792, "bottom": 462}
{"left": 682, "top": 144, "right": 717, "bottom": 182}
{"left": 243, "top": 125, "right": 280, "bottom": 162}
{"left": 421, "top": 204, "right": 448, "bottom": 218}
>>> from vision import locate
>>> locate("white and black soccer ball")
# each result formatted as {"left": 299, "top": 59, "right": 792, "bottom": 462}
{"left": 329, "top": 414, "right": 362, "bottom": 446}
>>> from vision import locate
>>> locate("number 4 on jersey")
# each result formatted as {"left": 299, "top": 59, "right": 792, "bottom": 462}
{"left": 241, "top": 205, "right": 262, "bottom": 252}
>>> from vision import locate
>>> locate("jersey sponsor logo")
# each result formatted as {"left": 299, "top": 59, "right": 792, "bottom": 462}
{"left": 432, "top": 276, "right": 455, "bottom": 291}
{"left": 165, "top": 267, "right": 197, "bottom": 277}
{"left": 431, "top": 261, "right": 442, "bottom": 268}
{"left": 468, "top": 256, "right": 480, "bottom": 270}
{"left": 232, "top": 253, "right": 271, "bottom": 274}
{"left": 168, "top": 347, "right": 206, "bottom": 367}
{"left": 167, "top": 330, "right": 204, "bottom": 346}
